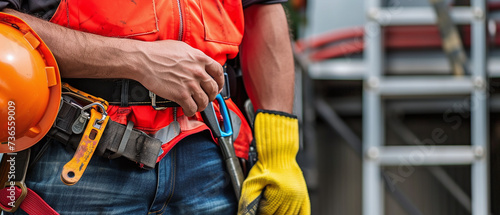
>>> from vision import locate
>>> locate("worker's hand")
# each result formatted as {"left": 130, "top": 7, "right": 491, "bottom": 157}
{"left": 135, "top": 40, "right": 224, "bottom": 117}
{"left": 239, "top": 110, "right": 310, "bottom": 215}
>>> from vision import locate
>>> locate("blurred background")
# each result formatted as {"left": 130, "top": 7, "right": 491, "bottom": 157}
{"left": 286, "top": 0, "right": 499, "bottom": 214}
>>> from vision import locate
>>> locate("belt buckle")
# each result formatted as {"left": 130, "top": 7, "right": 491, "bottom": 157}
{"left": 149, "top": 91, "right": 167, "bottom": 110}
{"left": 2, "top": 181, "right": 27, "bottom": 212}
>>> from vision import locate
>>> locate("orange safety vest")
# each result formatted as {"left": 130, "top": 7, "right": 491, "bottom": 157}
{"left": 49, "top": 0, "right": 252, "bottom": 160}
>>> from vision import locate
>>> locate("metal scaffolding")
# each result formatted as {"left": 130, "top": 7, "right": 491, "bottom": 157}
{"left": 362, "top": 1, "right": 489, "bottom": 215}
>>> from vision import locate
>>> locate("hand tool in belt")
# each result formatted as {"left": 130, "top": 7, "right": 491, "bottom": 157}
{"left": 61, "top": 102, "right": 109, "bottom": 185}
{"left": 201, "top": 94, "right": 244, "bottom": 199}
{"left": 48, "top": 85, "right": 162, "bottom": 170}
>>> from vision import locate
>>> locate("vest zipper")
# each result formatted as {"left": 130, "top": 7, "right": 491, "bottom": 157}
{"left": 176, "top": 0, "right": 184, "bottom": 41}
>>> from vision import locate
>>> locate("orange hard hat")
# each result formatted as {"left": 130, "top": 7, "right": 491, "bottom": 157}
{"left": 0, "top": 12, "right": 61, "bottom": 153}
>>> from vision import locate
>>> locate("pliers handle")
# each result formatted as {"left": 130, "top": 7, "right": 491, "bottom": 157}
{"left": 201, "top": 94, "right": 244, "bottom": 199}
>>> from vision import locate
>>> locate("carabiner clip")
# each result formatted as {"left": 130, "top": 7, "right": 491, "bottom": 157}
{"left": 215, "top": 94, "right": 232, "bottom": 137}
{"left": 201, "top": 94, "right": 233, "bottom": 138}
{"left": 81, "top": 102, "right": 107, "bottom": 124}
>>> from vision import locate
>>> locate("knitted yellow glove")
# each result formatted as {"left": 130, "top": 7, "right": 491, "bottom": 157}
{"left": 238, "top": 110, "right": 310, "bottom": 215}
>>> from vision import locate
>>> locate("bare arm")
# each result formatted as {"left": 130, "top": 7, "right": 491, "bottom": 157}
{"left": 2, "top": 9, "right": 223, "bottom": 116}
{"left": 238, "top": 6, "right": 310, "bottom": 214}
{"left": 3, "top": 9, "right": 138, "bottom": 80}
{"left": 240, "top": 4, "right": 294, "bottom": 114}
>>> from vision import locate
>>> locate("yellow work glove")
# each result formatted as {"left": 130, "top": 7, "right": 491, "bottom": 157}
{"left": 238, "top": 110, "right": 310, "bottom": 215}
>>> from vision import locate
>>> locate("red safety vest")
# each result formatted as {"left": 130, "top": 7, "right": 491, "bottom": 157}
{"left": 49, "top": 0, "right": 252, "bottom": 160}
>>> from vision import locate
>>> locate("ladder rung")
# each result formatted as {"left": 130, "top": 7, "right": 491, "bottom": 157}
{"left": 369, "top": 146, "right": 481, "bottom": 166}
{"left": 376, "top": 77, "right": 475, "bottom": 96}
{"left": 374, "top": 7, "right": 475, "bottom": 26}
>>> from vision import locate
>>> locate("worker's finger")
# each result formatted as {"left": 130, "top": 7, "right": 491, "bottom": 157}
{"left": 204, "top": 59, "right": 224, "bottom": 92}
{"left": 299, "top": 196, "right": 310, "bottom": 215}
{"left": 200, "top": 78, "right": 219, "bottom": 102}
{"left": 192, "top": 87, "right": 210, "bottom": 113}
{"left": 175, "top": 91, "right": 198, "bottom": 117}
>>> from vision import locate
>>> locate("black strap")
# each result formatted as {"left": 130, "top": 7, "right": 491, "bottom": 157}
{"left": 121, "top": 79, "right": 129, "bottom": 107}
{"left": 47, "top": 98, "right": 162, "bottom": 169}
{"left": 62, "top": 62, "right": 233, "bottom": 107}
{"left": 221, "top": 73, "right": 231, "bottom": 99}
{"left": 0, "top": 149, "right": 30, "bottom": 186}
{"left": 106, "top": 121, "right": 134, "bottom": 159}
{"left": 63, "top": 79, "right": 179, "bottom": 107}
{"left": 95, "top": 120, "right": 160, "bottom": 168}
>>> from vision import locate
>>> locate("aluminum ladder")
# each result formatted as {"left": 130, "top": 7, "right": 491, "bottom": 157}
{"left": 363, "top": 0, "right": 489, "bottom": 214}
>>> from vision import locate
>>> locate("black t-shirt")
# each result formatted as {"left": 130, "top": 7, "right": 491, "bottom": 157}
{"left": 0, "top": 0, "right": 286, "bottom": 20}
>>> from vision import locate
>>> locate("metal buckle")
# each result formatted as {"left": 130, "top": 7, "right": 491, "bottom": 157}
{"left": 2, "top": 181, "right": 28, "bottom": 212}
{"left": 81, "top": 102, "right": 108, "bottom": 123}
{"left": 149, "top": 91, "right": 167, "bottom": 110}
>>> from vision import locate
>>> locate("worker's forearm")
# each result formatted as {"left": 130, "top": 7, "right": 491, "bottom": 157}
{"left": 1, "top": 9, "right": 224, "bottom": 116}
{"left": 240, "top": 4, "right": 295, "bottom": 114}
{"left": 2, "top": 9, "right": 142, "bottom": 81}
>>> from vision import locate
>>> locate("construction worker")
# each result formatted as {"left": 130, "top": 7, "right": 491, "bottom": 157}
{"left": 0, "top": 0, "right": 309, "bottom": 214}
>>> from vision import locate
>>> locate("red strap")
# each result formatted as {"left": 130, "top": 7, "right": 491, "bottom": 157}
{"left": 0, "top": 186, "right": 58, "bottom": 215}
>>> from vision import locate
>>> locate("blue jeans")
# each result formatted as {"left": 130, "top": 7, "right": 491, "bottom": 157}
{"left": 8, "top": 132, "right": 237, "bottom": 215}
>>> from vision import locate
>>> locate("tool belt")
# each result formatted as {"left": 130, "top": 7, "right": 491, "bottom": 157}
{"left": 62, "top": 64, "right": 233, "bottom": 108}
{"left": 64, "top": 79, "right": 180, "bottom": 108}
{"left": 47, "top": 84, "right": 162, "bottom": 170}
